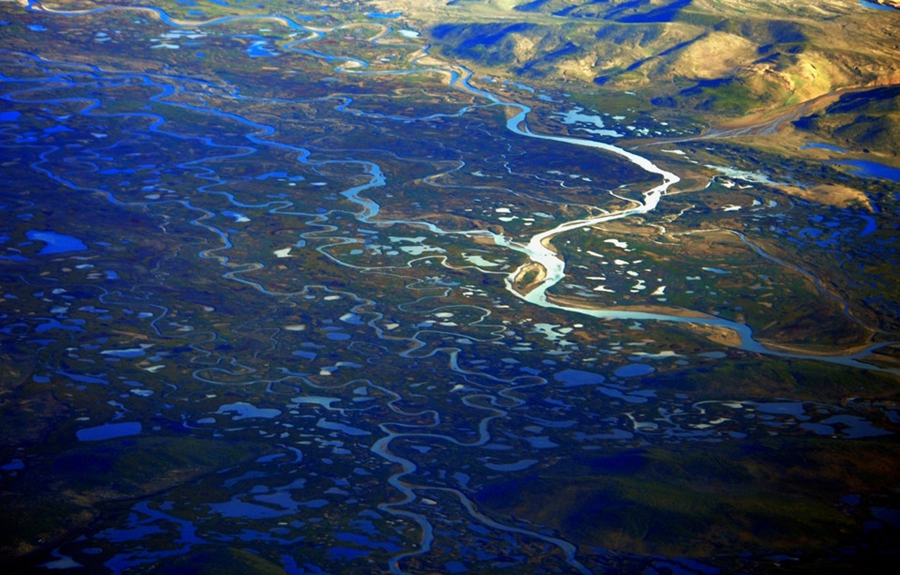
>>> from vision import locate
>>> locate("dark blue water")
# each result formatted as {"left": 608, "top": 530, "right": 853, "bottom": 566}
{"left": 860, "top": 215, "right": 877, "bottom": 237}
{"left": 614, "top": 363, "right": 655, "bottom": 377}
{"left": 76, "top": 422, "right": 143, "bottom": 441}
{"left": 829, "top": 160, "right": 900, "bottom": 181}
{"left": 334, "top": 532, "right": 402, "bottom": 552}
{"left": 553, "top": 369, "right": 606, "bottom": 386}
{"left": 615, "top": 0, "right": 691, "bottom": 23}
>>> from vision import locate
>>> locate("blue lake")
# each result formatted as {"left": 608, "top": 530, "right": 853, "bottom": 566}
{"left": 859, "top": 215, "right": 877, "bottom": 237}
{"left": 334, "top": 532, "right": 402, "bottom": 552}
{"left": 328, "top": 547, "right": 370, "bottom": 560}
{"left": 101, "top": 348, "right": 146, "bottom": 358}
{"left": 755, "top": 402, "right": 807, "bottom": 418}
{"left": 317, "top": 419, "right": 370, "bottom": 436}
{"left": 484, "top": 459, "right": 538, "bottom": 472}
{"left": 860, "top": 0, "right": 896, "bottom": 10}
{"left": 554, "top": 369, "right": 606, "bottom": 386}
{"left": 445, "top": 561, "right": 469, "bottom": 574}
{"left": 26, "top": 231, "right": 87, "bottom": 255}
{"left": 216, "top": 402, "right": 281, "bottom": 420}
{"left": 829, "top": 160, "right": 900, "bottom": 182}
{"left": 76, "top": 422, "right": 142, "bottom": 441}
{"left": 820, "top": 415, "right": 893, "bottom": 438}
{"left": 614, "top": 363, "right": 656, "bottom": 377}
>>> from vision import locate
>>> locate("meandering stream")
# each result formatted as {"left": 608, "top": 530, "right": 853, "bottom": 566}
{"left": 5, "top": 2, "right": 899, "bottom": 573}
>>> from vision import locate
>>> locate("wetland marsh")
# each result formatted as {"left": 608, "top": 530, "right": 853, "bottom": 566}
{"left": 2, "top": 0, "right": 900, "bottom": 573}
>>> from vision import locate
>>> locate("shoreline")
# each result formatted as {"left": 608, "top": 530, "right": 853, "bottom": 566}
{"left": 544, "top": 294, "right": 717, "bottom": 320}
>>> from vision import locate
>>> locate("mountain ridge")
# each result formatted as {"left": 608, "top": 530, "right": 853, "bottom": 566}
{"left": 369, "top": 0, "right": 900, "bottom": 154}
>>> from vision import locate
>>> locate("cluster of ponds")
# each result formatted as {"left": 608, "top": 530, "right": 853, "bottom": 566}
{"left": 1, "top": 1, "right": 899, "bottom": 573}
